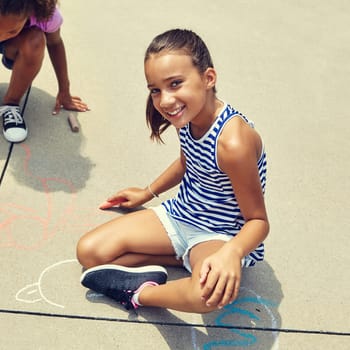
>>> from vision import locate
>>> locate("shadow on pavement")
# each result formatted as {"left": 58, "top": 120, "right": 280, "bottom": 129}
{"left": 0, "top": 84, "right": 94, "bottom": 193}
{"left": 85, "top": 262, "right": 282, "bottom": 349}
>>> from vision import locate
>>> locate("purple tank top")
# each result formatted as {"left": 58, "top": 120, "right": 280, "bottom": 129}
{"left": 29, "top": 7, "right": 63, "bottom": 33}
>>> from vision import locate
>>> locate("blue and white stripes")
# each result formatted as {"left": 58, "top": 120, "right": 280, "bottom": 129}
{"left": 162, "top": 104, "right": 267, "bottom": 266}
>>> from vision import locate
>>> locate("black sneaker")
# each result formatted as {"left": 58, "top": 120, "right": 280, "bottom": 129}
{"left": 80, "top": 264, "right": 168, "bottom": 310}
{"left": 0, "top": 105, "right": 28, "bottom": 142}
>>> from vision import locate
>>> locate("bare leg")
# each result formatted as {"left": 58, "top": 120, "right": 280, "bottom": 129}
{"left": 77, "top": 209, "right": 181, "bottom": 269}
{"left": 77, "top": 210, "right": 228, "bottom": 313}
{"left": 3, "top": 28, "right": 45, "bottom": 105}
{"left": 138, "top": 240, "right": 227, "bottom": 313}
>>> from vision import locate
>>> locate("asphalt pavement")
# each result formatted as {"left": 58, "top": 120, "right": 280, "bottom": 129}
{"left": 1, "top": 1, "right": 349, "bottom": 349}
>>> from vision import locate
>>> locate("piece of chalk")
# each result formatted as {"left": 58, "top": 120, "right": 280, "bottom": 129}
{"left": 99, "top": 198, "right": 127, "bottom": 209}
{"left": 68, "top": 113, "right": 79, "bottom": 132}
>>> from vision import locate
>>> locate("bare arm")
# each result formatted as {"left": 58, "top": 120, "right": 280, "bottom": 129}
{"left": 200, "top": 117, "right": 269, "bottom": 308}
{"left": 105, "top": 150, "right": 186, "bottom": 209}
{"left": 45, "top": 29, "right": 88, "bottom": 114}
{"left": 148, "top": 150, "right": 186, "bottom": 196}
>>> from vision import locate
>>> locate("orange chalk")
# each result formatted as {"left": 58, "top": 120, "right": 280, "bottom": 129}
{"left": 99, "top": 197, "right": 127, "bottom": 209}
{"left": 68, "top": 113, "right": 79, "bottom": 132}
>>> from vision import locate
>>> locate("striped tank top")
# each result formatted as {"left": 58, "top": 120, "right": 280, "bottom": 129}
{"left": 162, "top": 104, "right": 267, "bottom": 266}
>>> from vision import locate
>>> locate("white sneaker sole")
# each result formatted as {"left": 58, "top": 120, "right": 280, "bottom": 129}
{"left": 80, "top": 264, "right": 168, "bottom": 283}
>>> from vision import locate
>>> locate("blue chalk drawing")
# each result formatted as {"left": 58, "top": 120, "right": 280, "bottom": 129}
{"left": 16, "top": 260, "right": 279, "bottom": 349}
{"left": 203, "top": 287, "right": 279, "bottom": 349}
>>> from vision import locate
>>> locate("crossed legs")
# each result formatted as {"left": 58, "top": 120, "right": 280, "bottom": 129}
{"left": 77, "top": 209, "right": 181, "bottom": 269}
{"left": 76, "top": 209, "right": 226, "bottom": 313}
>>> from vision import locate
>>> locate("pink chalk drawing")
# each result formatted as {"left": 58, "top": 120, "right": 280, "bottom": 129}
{"left": 0, "top": 144, "right": 113, "bottom": 250}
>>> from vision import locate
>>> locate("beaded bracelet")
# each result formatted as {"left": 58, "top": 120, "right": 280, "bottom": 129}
{"left": 147, "top": 184, "right": 159, "bottom": 198}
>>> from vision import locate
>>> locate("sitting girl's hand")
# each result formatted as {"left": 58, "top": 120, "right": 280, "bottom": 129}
{"left": 100, "top": 187, "right": 153, "bottom": 210}
{"left": 199, "top": 245, "right": 242, "bottom": 309}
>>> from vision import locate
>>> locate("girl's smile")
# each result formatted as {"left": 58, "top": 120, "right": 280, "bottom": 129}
{"left": 164, "top": 105, "right": 185, "bottom": 118}
{"left": 145, "top": 53, "right": 217, "bottom": 133}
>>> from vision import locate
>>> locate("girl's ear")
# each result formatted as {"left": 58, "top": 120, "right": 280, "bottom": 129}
{"left": 204, "top": 67, "right": 217, "bottom": 90}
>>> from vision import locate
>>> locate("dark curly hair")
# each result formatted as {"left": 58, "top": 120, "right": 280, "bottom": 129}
{"left": 144, "top": 29, "right": 215, "bottom": 142}
{"left": 0, "top": 0, "right": 57, "bottom": 21}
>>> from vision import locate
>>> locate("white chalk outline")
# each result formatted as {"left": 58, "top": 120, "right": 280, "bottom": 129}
{"left": 15, "top": 260, "right": 280, "bottom": 349}
{"left": 16, "top": 259, "right": 78, "bottom": 308}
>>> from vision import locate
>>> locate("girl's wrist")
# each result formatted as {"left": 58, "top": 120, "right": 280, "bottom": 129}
{"left": 225, "top": 240, "right": 245, "bottom": 260}
{"left": 147, "top": 184, "right": 159, "bottom": 198}
{"left": 58, "top": 83, "right": 70, "bottom": 94}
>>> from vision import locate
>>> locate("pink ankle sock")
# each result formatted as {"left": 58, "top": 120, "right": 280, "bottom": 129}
{"left": 132, "top": 281, "right": 159, "bottom": 308}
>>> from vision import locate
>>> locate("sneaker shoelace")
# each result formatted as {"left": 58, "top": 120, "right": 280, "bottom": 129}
{"left": 106, "top": 288, "right": 135, "bottom": 310}
{"left": 120, "top": 281, "right": 159, "bottom": 310}
{"left": 102, "top": 281, "right": 160, "bottom": 310}
{"left": 1, "top": 106, "right": 24, "bottom": 127}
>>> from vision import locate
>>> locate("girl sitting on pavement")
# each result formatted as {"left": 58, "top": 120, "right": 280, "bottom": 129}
{"left": 77, "top": 29, "right": 269, "bottom": 313}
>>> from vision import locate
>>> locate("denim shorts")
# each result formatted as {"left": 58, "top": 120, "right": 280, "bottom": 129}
{"left": 151, "top": 205, "right": 244, "bottom": 273}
